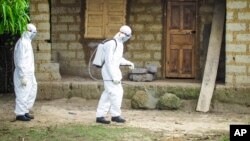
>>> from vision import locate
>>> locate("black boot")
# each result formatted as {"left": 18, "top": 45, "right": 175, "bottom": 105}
{"left": 111, "top": 116, "right": 126, "bottom": 123}
{"left": 25, "top": 113, "right": 34, "bottom": 119}
{"left": 16, "top": 115, "right": 31, "bottom": 121}
{"left": 96, "top": 117, "right": 110, "bottom": 124}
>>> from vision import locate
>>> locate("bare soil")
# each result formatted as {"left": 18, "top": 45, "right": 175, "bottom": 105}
{"left": 0, "top": 95, "right": 249, "bottom": 140}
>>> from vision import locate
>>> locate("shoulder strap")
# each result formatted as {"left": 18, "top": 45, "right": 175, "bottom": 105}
{"left": 102, "top": 38, "right": 117, "bottom": 51}
{"left": 112, "top": 39, "right": 117, "bottom": 51}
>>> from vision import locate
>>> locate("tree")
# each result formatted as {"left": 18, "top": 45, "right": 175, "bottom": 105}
{"left": 0, "top": 0, "right": 30, "bottom": 35}
{"left": 0, "top": 0, "right": 30, "bottom": 93}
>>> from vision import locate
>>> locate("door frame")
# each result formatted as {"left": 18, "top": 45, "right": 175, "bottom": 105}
{"left": 162, "top": 0, "right": 199, "bottom": 79}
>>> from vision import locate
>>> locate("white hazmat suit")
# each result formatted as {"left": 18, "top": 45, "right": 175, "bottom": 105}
{"left": 96, "top": 25, "right": 134, "bottom": 124}
{"left": 13, "top": 23, "right": 37, "bottom": 121}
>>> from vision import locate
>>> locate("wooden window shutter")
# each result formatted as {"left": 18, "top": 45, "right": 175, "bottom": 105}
{"left": 85, "top": 0, "right": 127, "bottom": 39}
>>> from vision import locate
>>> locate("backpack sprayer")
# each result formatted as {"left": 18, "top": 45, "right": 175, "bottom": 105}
{"left": 87, "top": 39, "right": 116, "bottom": 81}
{"left": 87, "top": 40, "right": 149, "bottom": 93}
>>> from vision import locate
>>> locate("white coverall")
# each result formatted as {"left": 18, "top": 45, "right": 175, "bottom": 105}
{"left": 96, "top": 25, "right": 134, "bottom": 117}
{"left": 13, "top": 24, "right": 37, "bottom": 116}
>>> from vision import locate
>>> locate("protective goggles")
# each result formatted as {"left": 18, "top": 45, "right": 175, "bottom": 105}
{"left": 120, "top": 31, "right": 131, "bottom": 37}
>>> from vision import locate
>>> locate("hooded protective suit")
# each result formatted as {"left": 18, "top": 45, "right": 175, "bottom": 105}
{"left": 13, "top": 23, "right": 37, "bottom": 116}
{"left": 96, "top": 25, "right": 134, "bottom": 118}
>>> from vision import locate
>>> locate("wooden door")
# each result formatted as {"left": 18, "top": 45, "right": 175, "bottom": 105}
{"left": 166, "top": 1, "right": 196, "bottom": 78}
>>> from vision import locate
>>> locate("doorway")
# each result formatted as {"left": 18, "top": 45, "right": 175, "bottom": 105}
{"left": 165, "top": 0, "right": 197, "bottom": 78}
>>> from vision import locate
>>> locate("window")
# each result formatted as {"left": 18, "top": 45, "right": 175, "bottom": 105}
{"left": 84, "top": 0, "right": 127, "bottom": 39}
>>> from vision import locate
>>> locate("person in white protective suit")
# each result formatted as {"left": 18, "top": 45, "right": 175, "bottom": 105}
{"left": 13, "top": 23, "right": 37, "bottom": 121}
{"left": 96, "top": 25, "right": 134, "bottom": 124}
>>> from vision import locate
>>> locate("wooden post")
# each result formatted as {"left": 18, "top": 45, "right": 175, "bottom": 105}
{"left": 196, "top": 2, "right": 225, "bottom": 112}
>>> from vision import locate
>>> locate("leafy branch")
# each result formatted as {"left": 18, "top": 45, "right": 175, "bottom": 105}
{"left": 0, "top": 0, "right": 30, "bottom": 35}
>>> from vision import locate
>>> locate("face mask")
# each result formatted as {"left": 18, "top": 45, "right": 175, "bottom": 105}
{"left": 29, "top": 31, "right": 37, "bottom": 40}
{"left": 120, "top": 32, "right": 131, "bottom": 43}
{"left": 121, "top": 36, "right": 130, "bottom": 42}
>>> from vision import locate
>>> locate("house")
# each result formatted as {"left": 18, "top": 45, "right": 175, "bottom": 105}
{"left": 30, "top": 0, "right": 249, "bottom": 88}
{"left": 2, "top": 0, "right": 246, "bottom": 111}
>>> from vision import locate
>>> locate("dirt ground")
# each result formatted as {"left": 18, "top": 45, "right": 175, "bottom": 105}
{"left": 1, "top": 94, "right": 250, "bottom": 140}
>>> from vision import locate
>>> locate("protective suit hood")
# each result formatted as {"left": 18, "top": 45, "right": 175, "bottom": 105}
{"left": 114, "top": 25, "right": 132, "bottom": 43}
{"left": 22, "top": 23, "right": 37, "bottom": 40}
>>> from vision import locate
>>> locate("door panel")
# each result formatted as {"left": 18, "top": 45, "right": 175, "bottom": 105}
{"left": 171, "top": 5, "right": 180, "bottom": 29}
{"left": 183, "top": 5, "right": 195, "bottom": 29}
{"left": 169, "top": 49, "right": 179, "bottom": 73}
{"left": 166, "top": 1, "right": 196, "bottom": 78}
{"left": 183, "top": 49, "right": 192, "bottom": 73}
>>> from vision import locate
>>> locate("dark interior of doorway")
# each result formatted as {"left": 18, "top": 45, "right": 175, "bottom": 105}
{"left": 0, "top": 34, "right": 19, "bottom": 94}
{"left": 201, "top": 23, "right": 225, "bottom": 83}
{"left": 201, "top": 0, "right": 226, "bottom": 83}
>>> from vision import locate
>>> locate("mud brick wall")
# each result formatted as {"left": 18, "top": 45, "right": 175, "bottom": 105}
{"left": 127, "top": 0, "right": 163, "bottom": 77}
{"left": 226, "top": 0, "right": 250, "bottom": 86}
{"left": 49, "top": 0, "right": 250, "bottom": 86}
{"left": 51, "top": 0, "right": 164, "bottom": 78}
{"left": 51, "top": 0, "right": 87, "bottom": 77}
{"left": 128, "top": 0, "right": 225, "bottom": 80}
{"left": 30, "top": 0, "right": 61, "bottom": 81}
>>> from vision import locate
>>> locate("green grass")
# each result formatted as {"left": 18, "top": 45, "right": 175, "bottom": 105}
{"left": 0, "top": 123, "right": 232, "bottom": 141}
{"left": 0, "top": 124, "right": 158, "bottom": 141}
{"left": 219, "top": 135, "right": 229, "bottom": 141}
